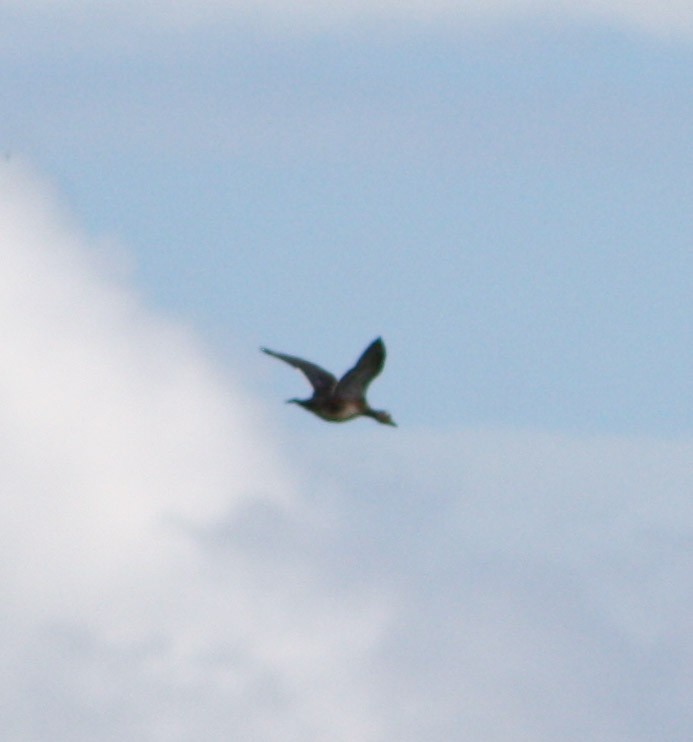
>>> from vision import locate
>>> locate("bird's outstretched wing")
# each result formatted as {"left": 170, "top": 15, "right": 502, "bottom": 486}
{"left": 261, "top": 348, "right": 337, "bottom": 396}
{"left": 334, "top": 337, "right": 386, "bottom": 400}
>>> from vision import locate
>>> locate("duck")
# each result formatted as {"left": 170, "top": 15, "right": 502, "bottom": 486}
{"left": 261, "top": 337, "right": 396, "bottom": 426}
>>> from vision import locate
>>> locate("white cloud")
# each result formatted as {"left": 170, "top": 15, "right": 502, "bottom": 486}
{"left": 0, "top": 161, "right": 283, "bottom": 620}
{"left": 1, "top": 160, "right": 691, "bottom": 740}
{"left": 2, "top": 0, "right": 693, "bottom": 38}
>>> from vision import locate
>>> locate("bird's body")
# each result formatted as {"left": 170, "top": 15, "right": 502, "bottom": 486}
{"left": 261, "top": 337, "right": 396, "bottom": 426}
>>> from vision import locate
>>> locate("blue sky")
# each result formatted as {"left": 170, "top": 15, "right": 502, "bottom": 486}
{"left": 3, "top": 12, "right": 691, "bottom": 433}
{"left": 1, "top": 3, "right": 692, "bottom": 740}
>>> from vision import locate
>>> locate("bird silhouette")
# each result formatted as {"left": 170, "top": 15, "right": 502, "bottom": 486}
{"left": 261, "top": 337, "right": 396, "bottom": 426}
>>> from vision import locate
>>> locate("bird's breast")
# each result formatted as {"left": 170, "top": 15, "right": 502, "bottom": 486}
{"left": 317, "top": 400, "right": 364, "bottom": 421}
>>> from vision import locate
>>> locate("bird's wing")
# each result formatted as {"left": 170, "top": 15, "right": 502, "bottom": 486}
{"left": 261, "top": 348, "right": 337, "bottom": 395}
{"left": 334, "top": 338, "right": 386, "bottom": 400}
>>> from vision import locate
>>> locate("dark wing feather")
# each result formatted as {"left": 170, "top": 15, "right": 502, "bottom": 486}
{"left": 334, "top": 338, "right": 386, "bottom": 401}
{"left": 261, "top": 348, "right": 336, "bottom": 395}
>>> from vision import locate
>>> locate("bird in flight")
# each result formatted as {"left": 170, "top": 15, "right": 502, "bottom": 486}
{"left": 261, "top": 337, "right": 396, "bottom": 426}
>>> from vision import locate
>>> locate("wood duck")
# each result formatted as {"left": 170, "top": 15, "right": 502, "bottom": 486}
{"left": 262, "top": 337, "right": 396, "bottom": 426}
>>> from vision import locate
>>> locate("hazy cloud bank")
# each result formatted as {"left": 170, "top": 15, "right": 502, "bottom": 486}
{"left": 2, "top": 0, "right": 693, "bottom": 39}
{"left": 293, "top": 427, "right": 693, "bottom": 740}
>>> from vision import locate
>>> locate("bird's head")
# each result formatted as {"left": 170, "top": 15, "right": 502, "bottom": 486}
{"left": 286, "top": 398, "right": 308, "bottom": 408}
